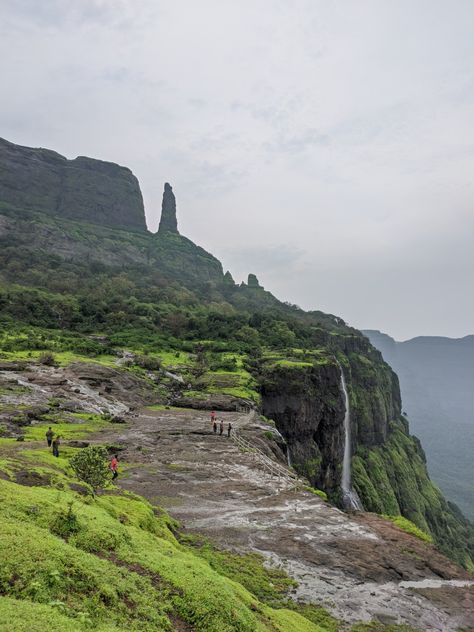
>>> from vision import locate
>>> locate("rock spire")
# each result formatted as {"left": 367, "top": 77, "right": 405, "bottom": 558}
{"left": 158, "top": 182, "right": 179, "bottom": 234}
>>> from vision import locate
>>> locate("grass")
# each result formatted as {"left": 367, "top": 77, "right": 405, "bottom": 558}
{"left": 0, "top": 473, "right": 331, "bottom": 632}
{"left": 383, "top": 515, "right": 434, "bottom": 544}
{"left": 24, "top": 413, "right": 107, "bottom": 442}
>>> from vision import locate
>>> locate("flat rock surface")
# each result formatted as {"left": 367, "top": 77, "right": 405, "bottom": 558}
{"left": 97, "top": 408, "right": 474, "bottom": 631}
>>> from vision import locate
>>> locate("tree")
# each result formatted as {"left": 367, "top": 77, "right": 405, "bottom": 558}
{"left": 70, "top": 446, "right": 112, "bottom": 495}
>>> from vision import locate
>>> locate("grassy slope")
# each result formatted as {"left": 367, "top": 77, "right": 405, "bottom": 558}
{"left": 0, "top": 442, "right": 326, "bottom": 632}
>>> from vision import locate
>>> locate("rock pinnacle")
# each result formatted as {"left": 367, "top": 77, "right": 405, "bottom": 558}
{"left": 158, "top": 182, "right": 179, "bottom": 234}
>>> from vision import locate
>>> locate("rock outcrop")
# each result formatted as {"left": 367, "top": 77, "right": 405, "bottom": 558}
{"left": 0, "top": 137, "right": 147, "bottom": 231}
{"left": 247, "top": 273, "right": 263, "bottom": 289}
{"left": 261, "top": 362, "right": 346, "bottom": 495}
{"left": 157, "top": 182, "right": 179, "bottom": 234}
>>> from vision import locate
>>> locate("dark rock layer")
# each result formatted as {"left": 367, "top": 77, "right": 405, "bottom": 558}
{"left": 0, "top": 137, "right": 146, "bottom": 231}
{"left": 261, "top": 362, "right": 346, "bottom": 495}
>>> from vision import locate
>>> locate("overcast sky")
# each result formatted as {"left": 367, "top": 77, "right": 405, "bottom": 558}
{"left": 1, "top": 0, "right": 473, "bottom": 340}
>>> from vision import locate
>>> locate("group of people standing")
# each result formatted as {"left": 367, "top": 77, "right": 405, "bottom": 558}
{"left": 210, "top": 411, "right": 232, "bottom": 438}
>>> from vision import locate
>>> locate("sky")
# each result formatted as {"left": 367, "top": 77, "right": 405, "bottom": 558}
{"left": 1, "top": 0, "right": 473, "bottom": 340}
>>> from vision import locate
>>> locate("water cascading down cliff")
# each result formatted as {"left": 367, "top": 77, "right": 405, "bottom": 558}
{"left": 340, "top": 369, "right": 364, "bottom": 511}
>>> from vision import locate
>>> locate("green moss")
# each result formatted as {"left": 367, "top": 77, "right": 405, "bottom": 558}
{"left": 383, "top": 515, "right": 433, "bottom": 543}
{"left": 304, "top": 486, "right": 328, "bottom": 501}
{"left": 178, "top": 533, "right": 296, "bottom": 608}
{"left": 354, "top": 421, "right": 474, "bottom": 568}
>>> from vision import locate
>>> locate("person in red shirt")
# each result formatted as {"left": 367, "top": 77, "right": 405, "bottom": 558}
{"left": 110, "top": 455, "right": 119, "bottom": 480}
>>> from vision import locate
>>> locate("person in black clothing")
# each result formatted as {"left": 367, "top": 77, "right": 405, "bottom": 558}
{"left": 213, "top": 420, "right": 217, "bottom": 434}
{"left": 227, "top": 422, "right": 232, "bottom": 438}
{"left": 219, "top": 420, "right": 224, "bottom": 436}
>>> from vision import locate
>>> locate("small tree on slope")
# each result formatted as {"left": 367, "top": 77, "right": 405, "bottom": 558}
{"left": 70, "top": 445, "right": 112, "bottom": 495}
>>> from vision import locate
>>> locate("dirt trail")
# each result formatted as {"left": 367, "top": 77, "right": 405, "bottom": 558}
{"left": 98, "top": 408, "right": 474, "bottom": 631}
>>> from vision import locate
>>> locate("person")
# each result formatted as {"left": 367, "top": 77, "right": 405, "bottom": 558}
{"left": 227, "top": 422, "right": 232, "bottom": 438}
{"left": 46, "top": 427, "right": 54, "bottom": 447}
{"left": 213, "top": 420, "right": 217, "bottom": 434}
{"left": 110, "top": 454, "right": 119, "bottom": 480}
{"left": 210, "top": 410, "right": 216, "bottom": 423}
{"left": 219, "top": 420, "right": 224, "bottom": 436}
{"left": 52, "top": 435, "right": 60, "bottom": 458}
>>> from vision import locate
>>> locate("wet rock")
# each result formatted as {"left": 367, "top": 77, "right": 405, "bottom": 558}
{"left": 173, "top": 394, "right": 253, "bottom": 412}
{"left": 67, "top": 440, "right": 90, "bottom": 448}
{"left": 15, "top": 470, "right": 51, "bottom": 487}
{"left": 373, "top": 611, "right": 399, "bottom": 625}
{"left": 110, "top": 415, "right": 126, "bottom": 424}
{"left": 69, "top": 482, "right": 90, "bottom": 496}
{"left": 0, "top": 361, "right": 28, "bottom": 371}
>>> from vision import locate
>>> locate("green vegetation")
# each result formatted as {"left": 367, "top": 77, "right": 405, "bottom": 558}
{"left": 70, "top": 446, "right": 112, "bottom": 494}
{"left": 383, "top": 516, "right": 433, "bottom": 543}
{"left": 0, "top": 454, "right": 329, "bottom": 631}
{"left": 353, "top": 420, "right": 474, "bottom": 568}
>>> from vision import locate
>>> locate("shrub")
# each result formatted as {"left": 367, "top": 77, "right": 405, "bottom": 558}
{"left": 134, "top": 354, "right": 161, "bottom": 370}
{"left": 50, "top": 502, "right": 81, "bottom": 538}
{"left": 38, "top": 351, "right": 56, "bottom": 366}
{"left": 70, "top": 446, "right": 112, "bottom": 495}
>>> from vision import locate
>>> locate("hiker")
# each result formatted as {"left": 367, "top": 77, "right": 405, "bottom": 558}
{"left": 110, "top": 454, "right": 119, "bottom": 480}
{"left": 46, "top": 426, "right": 54, "bottom": 447}
{"left": 210, "top": 410, "right": 216, "bottom": 424}
{"left": 52, "top": 435, "right": 61, "bottom": 458}
{"left": 213, "top": 420, "right": 217, "bottom": 434}
{"left": 219, "top": 420, "right": 224, "bottom": 436}
{"left": 227, "top": 422, "right": 232, "bottom": 438}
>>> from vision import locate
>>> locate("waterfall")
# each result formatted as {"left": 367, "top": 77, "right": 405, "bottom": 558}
{"left": 340, "top": 369, "right": 364, "bottom": 511}
{"left": 286, "top": 446, "right": 292, "bottom": 468}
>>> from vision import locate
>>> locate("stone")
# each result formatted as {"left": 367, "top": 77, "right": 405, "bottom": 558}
{"left": 0, "top": 137, "right": 147, "bottom": 232}
{"left": 223, "top": 271, "right": 235, "bottom": 285}
{"left": 157, "top": 182, "right": 179, "bottom": 234}
{"left": 247, "top": 273, "right": 263, "bottom": 289}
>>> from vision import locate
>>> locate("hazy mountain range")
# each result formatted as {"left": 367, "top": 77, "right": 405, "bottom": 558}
{"left": 363, "top": 330, "right": 474, "bottom": 520}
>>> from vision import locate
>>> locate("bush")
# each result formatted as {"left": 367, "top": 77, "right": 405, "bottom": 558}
{"left": 70, "top": 446, "right": 112, "bottom": 494}
{"left": 38, "top": 351, "right": 56, "bottom": 366}
{"left": 134, "top": 354, "right": 161, "bottom": 370}
{"left": 50, "top": 502, "right": 81, "bottom": 538}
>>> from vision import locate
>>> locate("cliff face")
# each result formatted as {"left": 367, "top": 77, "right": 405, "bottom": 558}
{"left": 260, "top": 344, "right": 401, "bottom": 497}
{"left": 259, "top": 343, "right": 473, "bottom": 568}
{"left": 0, "top": 137, "right": 146, "bottom": 231}
{"left": 261, "top": 362, "right": 345, "bottom": 495}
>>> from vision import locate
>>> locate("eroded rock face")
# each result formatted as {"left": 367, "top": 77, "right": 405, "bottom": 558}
{"left": 158, "top": 182, "right": 179, "bottom": 234}
{"left": 0, "top": 137, "right": 147, "bottom": 231}
{"left": 261, "top": 362, "right": 346, "bottom": 494}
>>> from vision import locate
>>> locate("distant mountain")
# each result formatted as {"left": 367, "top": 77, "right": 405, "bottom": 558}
{"left": 363, "top": 330, "right": 474, "bottom": 520}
